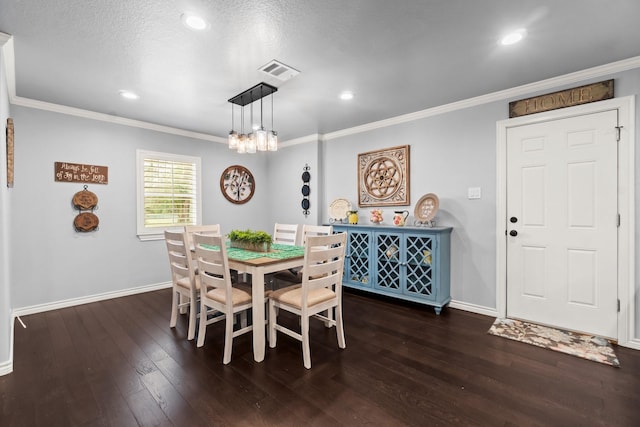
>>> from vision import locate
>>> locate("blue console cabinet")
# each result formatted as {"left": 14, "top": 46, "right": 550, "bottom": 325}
{"left": 332, "top": 224, "right": 452, "bottom": 314}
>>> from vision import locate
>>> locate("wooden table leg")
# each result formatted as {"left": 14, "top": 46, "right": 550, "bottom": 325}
{"left": 252, "top": 269, "right": 266, "bottom": 362}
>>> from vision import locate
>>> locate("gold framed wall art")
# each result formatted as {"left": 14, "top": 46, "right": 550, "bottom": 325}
{"left": 358, "top": 145, "right": 410, "bottom": 207}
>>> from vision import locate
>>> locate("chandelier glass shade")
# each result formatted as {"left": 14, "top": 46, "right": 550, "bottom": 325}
{"left": 268, "top": 130, "right": 278, "bottom": 151}
{"left": 237, "top": 134, "right": 247, "bottom": 153}
{"left": 228, "top": 82, "right": 278, "bottom": 153}
{"left": 256, "top": 127, "right": 267, "bottom": 151}
{"left": 228, "top": 130, "right": 238, "bottom": 149}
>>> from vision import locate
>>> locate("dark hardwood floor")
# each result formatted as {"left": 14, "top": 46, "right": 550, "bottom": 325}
{"left": 1, "top": 288, "right": 639, "bottom": 426}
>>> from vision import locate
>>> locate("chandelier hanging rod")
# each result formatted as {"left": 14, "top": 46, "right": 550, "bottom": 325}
{"left": 228, "top": 82, "right": 278, "bottom": 106}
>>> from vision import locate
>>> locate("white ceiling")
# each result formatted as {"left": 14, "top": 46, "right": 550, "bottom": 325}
{"left": 1, "top": 0, "right": 640, "bottom": 142}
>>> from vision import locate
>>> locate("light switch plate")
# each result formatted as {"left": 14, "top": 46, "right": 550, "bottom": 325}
{"left": 468, "top": 187, "right": 481, "bottom": 199}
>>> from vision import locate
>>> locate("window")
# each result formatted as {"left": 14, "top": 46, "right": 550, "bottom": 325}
{"left": 136, "top": 150, "right": 201, "bottom": 240}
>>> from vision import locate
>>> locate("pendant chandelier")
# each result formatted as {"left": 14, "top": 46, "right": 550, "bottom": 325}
{"left": 228, "top": 82, "right": 278, "bottom": 153}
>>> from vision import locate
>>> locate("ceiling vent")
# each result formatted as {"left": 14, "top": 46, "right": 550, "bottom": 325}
{"left": 259, "top": 60, "right": 300, "bottom": 82}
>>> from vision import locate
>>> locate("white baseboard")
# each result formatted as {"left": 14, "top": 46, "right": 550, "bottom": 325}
{"left": 1, "top": 281, "right": 172, "bottom": 377}
{"left": 2, "top": 286, "right": 632, "bottom": 376}
{"left": 449, "top": 300, "right": 499, "bottom": 318}
{"left": 0, "top": 358, "right": 12, "bottom": 376}
{"left": 619, "top": 338, "right": 640, "bottom": 350}
{"left": 12, "top": 281, "right": 172, "bottom": 318}
{"left": 449, "top": 301, "right": 640, "bottom": 350}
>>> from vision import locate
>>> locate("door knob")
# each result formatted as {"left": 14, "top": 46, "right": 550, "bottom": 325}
{"left": 510, "top": 217, "right": 518, "bottom": 223}
{"left": 509, "top": 230, "right": 518, "bottom": 237}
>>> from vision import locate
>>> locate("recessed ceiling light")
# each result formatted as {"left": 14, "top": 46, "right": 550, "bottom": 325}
{"left": 339, "top": 91, "right": 354, "bottom": 101}
{"left": 181, "top": 12, "right": 210, "bottom": 31}
{"left": 500, "top": 28, "right": 527, "bottom": 46}
{"left": 119, "top": 90, "right": 139, "bottom": 100}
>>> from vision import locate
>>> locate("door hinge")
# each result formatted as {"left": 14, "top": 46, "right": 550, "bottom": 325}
{"left": 617, "top": 299, "right": 621, "bottom": 312}
{"left": 615, "top": 125, "right": 624, "bottom": 142}
{"left": 617, "top": 213, "right": 621, "bottom": 227}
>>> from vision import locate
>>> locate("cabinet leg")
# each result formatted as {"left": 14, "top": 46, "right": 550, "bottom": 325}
{"left": 434, "top": 306, "right": 442, "bottom": 315}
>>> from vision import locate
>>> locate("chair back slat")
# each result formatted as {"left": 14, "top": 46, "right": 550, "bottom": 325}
{"left": 184, "top": 224, "right": 221, "bottom": 250}
{"left": 273, "top": 223, "right": 299, "bottom": 246}
{"left": 301, "top": 224, "right": 333, "bottom": 246}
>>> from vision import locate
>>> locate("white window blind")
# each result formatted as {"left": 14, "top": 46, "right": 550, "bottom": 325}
{"left": 136, "top": 150, "right": 201, "bottom": 240}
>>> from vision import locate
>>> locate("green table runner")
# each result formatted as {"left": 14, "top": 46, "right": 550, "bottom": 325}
{"left": 203, "top": 242, "right": 304, "bottom": 261}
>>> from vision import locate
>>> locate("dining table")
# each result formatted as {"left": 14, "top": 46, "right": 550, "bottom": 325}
{"left": 217, "top": 242, "right": 305, "bottom": 362}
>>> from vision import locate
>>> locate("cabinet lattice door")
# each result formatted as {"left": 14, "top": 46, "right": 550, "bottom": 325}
{"left": 345, "top": 230, "right": 371, "bottom": 286}
{"left": 334, "top": 224, "right": 452, "bottom": 314}
{"left": 404, "top": 234, "right": 434, "bottom": 300}
{"left": 375, "top": 233, "right": 402, "bottom": 292}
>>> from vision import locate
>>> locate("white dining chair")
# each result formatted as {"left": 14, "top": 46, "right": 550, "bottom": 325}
{"left": 268, "top": 232, "right": 347, "bottom": 369}
{"left": 184, "top": 224, "right": 221, "bottom": 250}
{"left": 274, "top": 224, "right": 333, "bottom": 286}
{"left": 164, "top": 230, "right": 200, "bottom": 340}
{"left": 193, "top": 233, "right": 253, "bottom": 364}
{"left": 301, "top": 224, "right": 333, "bottom": 245}
{"left": 266, "top": 223, "right": 300, "bottom": 289}
{"left": 273, "top": 223, "right": 299, "bottom": 246}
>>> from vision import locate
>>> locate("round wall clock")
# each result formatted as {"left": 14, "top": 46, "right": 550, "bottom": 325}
{"left": 220, "top": 165, "right": 255, "bottom": 204}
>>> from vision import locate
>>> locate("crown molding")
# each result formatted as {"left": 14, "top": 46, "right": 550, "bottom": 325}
{"left": 322, "top": 55, "right": 640, "bottom": 142}
{"left": 0, "top": 33, "right": 16, "bottom": 99}
{"left": 0, "top": 32, "right": 11, "bottom": 45}
{"left": 280, "top": 133, "right": 323, "bottom": 148}
{"left": 2, "top": 31, "right": 639, "bottom": 146}
{"left": 1, "top": 34, "right": 225, "bottom": 143}
{"left": 11, "top": 96, "right": 226, "bottom": 143}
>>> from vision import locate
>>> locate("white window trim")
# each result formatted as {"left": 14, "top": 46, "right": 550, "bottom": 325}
{"left": 136, "top": 149, "right": 202, "bottom": 241}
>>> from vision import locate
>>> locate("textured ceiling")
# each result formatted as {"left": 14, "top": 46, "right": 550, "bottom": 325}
{"left": 1, "top": 0, "right": 640, "bottom": 142}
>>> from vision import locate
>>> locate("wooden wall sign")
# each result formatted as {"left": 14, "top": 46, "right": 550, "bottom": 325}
{"left": 509, "top": 79, "right": 614, "bottom": 118}
{"left": 6, "top": 118, "right": 14, "bottom": 188}
{"left": 55, "top": 162, "right": 108, "bottom": 184}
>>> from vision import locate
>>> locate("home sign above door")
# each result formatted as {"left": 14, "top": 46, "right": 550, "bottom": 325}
{"left": 508, "top": 79, "right": 613, "bottom": 118}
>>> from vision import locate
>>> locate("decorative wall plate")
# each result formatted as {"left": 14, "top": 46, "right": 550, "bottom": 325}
{"left": 220, "top": 165, "right": 255, "bottom": 204}
{"left": 74, "top": 212, "right": 99, "bottom": 232}
{"left": 415, "top": 193, "right": 439, "bottom": 221}
{"left": 329, "top": 198, "right": 351, "bottom": 220}
{"left": 72, "top": 187, "right": 98, "bottom": 210}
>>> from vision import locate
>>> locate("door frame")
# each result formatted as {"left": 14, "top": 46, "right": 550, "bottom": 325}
{"left": 496, "top": 95, "right": 636, "bottom": 347}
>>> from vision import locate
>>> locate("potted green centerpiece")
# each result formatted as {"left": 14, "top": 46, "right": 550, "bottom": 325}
{"left": 228, "top": 229, "right": 272, "bottom": 252}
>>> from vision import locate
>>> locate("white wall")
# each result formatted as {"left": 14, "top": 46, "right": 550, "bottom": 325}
{"left": 2, "top": 64, "right": 639, "bottom": 372}
{"left": 0, "top": 39, "right": 13, "bottom": 373}
{"left": 323, "top": 68, "right": 640, "bottom": 338}
{"left": 9, "top": 106, "right": 271, "bottom": 308}
{"left": 267, "top": 138, "right": 322, "bottom": 232}
{"left": 323, "top": 103, "right": 501, "bottom": 309}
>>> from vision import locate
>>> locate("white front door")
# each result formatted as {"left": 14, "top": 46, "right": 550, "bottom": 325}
{"left": 506, "top": 109, "right": 618, "bottom": 338}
